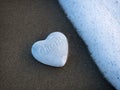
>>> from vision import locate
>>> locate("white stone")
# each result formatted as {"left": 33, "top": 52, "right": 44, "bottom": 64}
{"left": 59, "top": 0, "right": 120, "bottom": 89}
{"left": 31, "top": 32, "right": 68, "bottom": 67}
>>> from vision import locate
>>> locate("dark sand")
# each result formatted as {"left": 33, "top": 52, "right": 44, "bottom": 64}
{"left": 0, "top": 0, "right": 115, "bottom": 90}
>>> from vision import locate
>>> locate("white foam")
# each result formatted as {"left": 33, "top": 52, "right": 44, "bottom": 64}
{"left": 59, "top": 0, "right": 120, "bottom": 89}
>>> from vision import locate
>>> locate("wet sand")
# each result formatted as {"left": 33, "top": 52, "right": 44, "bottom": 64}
{"left": 0, "top": 0, "right": 115, "bottom": 90}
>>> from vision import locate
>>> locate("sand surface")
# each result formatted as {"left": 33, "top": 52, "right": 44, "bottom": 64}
{"left": 0, "top": 0, "right": 115, "bottom": 90}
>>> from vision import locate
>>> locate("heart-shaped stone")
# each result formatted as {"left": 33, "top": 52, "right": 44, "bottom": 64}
{"left": 31, "top": 32, "right": 68, "bottom": 67}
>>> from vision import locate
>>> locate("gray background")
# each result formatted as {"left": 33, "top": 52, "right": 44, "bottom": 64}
{"left": 0, "top": 0, "right": 115, "bottom": 90}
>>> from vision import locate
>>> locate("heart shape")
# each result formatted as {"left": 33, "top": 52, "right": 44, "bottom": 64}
{"left": 31, "top": 32, "right": 68, "bottom": 67}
